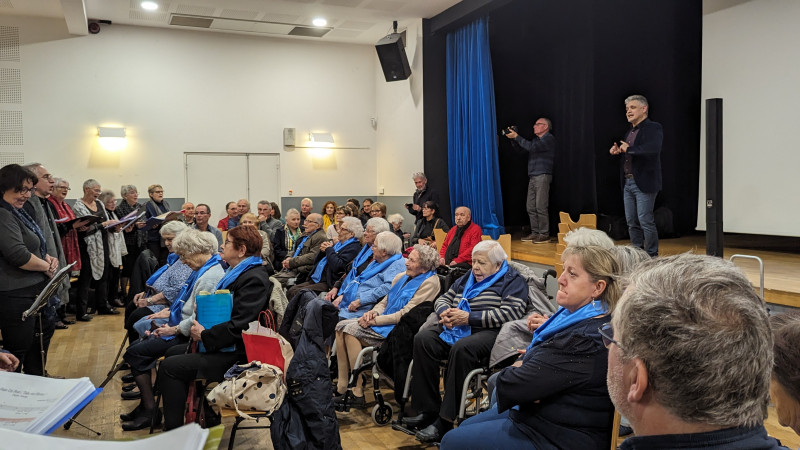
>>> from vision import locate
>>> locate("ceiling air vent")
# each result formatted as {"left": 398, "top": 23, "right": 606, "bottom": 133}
{"left": 288, "top": 26, "right": 331, "bottom": 38}
{"left": 170, "top": 15, "right": 213, "bottom": 28}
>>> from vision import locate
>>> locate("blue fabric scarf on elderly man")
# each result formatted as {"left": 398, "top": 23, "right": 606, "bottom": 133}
{"left": 310, "top": 237, "right": 358, "bottom": 283}
{"left": 439, "top": 260, "right": 509, "bottom": 345}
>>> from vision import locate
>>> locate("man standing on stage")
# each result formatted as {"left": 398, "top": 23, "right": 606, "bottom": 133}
{"left": 505, "top": 118, "right": 556, "bottom": 244}
{"left": 610, "top": 95, "right": 662, "bottom": 257}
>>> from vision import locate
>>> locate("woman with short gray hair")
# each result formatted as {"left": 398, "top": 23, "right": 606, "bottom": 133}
{"left": 100, "top": 189, "right": 127, "bottom": 307}
{"left": 334, "top": 241, "right": 441, "bottom": 407}
{"left": 117, "top": 184, "right": 146, "bottom": 299}
{"left": 121, "top": 228, "right": 225, "bottom": 431}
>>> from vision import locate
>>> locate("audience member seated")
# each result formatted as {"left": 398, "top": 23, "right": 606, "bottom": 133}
{"left": 325, "top": 217, "right": 391, "bottom": 303}
{"left": 256, "top": 200, "right": 282, "bottom": 240}
{"left": 271, "top": 208, "right": 302, "bottom": 267}
{"left": 0, "top": 350, "right": 20, "bottom": 372}
{"left": 334, "top": 231, "right": 408, "bottom": 320}
{"left": 120, "top": 229, "right": 224, "bottom": 430}
{"left": 236, "top": 198, "right": 250, "bottom": 217}
{"left": 405, "top": 240, "right": 527, "bottom": 443}
{"left": 287, "top": 216, "right": 363, "bottom": 299}
{"left": 359, "top": 198, "right": 373, "bottom": 225}
{"left": 322, "top": 200, "right": 337, "bottom": 230}
{"left": 299, "top": 197, "right": 313, "bottom": 226}
{"left": 388, "top": 213, "right": 405, "bottom": 243}
{"left": 370, "top": 201, "right": 387, "bottom": 219}
{"left": 239, "top": 212, "right": 273, "bottom": 265}
{"left": 216, "top": 201, "right": 239, "bottom": 231}
{"left": 124, "top": 221, "right": 192, "bottom": 344}
{"left": 439, "top": 206, "right": 482, "bottom": 268}
{"left": 410, "top": 201, "right": 450, "bottom": 246}
{"left": 607, "top": 253, "right": 784, "bottom": 449}
{"left": 326, "top": 206, "right": 347, "bottom": 242}
{"left": 190, "top": 204, "right": 223, "bottom": 250}
{"left": 770, "top": 312, "right": 800, "bottom": 437}
{"left": 180, "top": 202, "right": 195, "bottom": 225}
{"left": 0, "top": 164, "right": 57, "bottom": 374}
{"left": 144, "top": 184, "right": 171, "bottom": 266}
{"left": 270, "top": 201, "right": 282, "bottom": 222}
{"left": 333, "top": 242, "right": 440, "bottom": 408}
{"left": 158, "top": 225, "right": 273, "bottom": 431}
{"left": 272, "top": 213, "right": 326, "bottom": 287}
{"left": 441, "top": 245, "right": 621, "bottom": 449}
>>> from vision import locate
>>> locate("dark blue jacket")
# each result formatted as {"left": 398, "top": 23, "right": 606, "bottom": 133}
{"left": 514, "top": 132, "right": 556, "bottom": 176}
{"left": 618, "top": 118, "right": 663, "bottom": 193}
{"left": 620, "top": 425, "right": 789, "bottom": 449}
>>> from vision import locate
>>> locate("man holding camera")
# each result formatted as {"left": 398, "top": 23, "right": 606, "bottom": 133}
{"left": 504, "top": 118, "right": 556, "bottom": 243}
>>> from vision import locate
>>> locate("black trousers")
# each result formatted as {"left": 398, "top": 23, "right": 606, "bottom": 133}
{"left": 0, "top": 281, "right": 50, "bottom": 375}
{"left": 286, "top": 280, "right": 329, "bottom": 301}
{"left": 411, "top": 326, "right": 498, "bottom": 421}
{"left": 158, "top": 343, "right": 241, "bottom": 430}
{"left": 76, "top": 238, "right": 108, "bottom": 316}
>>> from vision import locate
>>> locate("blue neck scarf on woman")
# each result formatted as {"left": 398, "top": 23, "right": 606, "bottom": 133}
{"left": 164, "top": 254, "right": 222, "bottom": 340}
{"left": 216, "top": 255, "right": 263, "bottom": 290}
{"left": 340, "top": 244, "right": 374, "bottom": 290}
{"left": 526, "top": 299, "right": 608, "bottom": 351}
{"left": 1, "top": 199, "right": 47, "bottom": 258}
{"left": 439, "top": 261, "right": 509, "bottom": 345}
{"left": 310, "top": 237, "right": 357, "bottom": 283}
{"left": 292, "top": 230, "right": 317, "bottom": 257}
{"left": 371, "top": 269, "right": 436, "bottom": 338}
{"left": 339, "top": 253, "right": 402, "bottom": 309}
{"left": 146, "top": 253, "right": 180, "bottom": 286}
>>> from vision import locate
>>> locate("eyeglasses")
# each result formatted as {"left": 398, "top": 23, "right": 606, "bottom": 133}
{"left": 598, "top": 322, "right": 623, "bottom": 350}
{"left": 16, "top": 187, "right": 34, "bottom": 194}
{"left": 57, "top": 186, "right": 71, "bottom": 190}
{"left": 152, "top": 190, "right": 164, "bottom": 194}
{"left": 224, "top": 239, "right": 235, "bottom": 246}
{"left": 534, "top": 122, "right": 547, "bottom": 127}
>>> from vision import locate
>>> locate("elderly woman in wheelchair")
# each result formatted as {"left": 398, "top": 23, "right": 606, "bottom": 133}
{"left": 332, "top": 241, "right": 440, "bottom": 409}
{"left": 403, "top": 240, "right": 528, "bottom": 444}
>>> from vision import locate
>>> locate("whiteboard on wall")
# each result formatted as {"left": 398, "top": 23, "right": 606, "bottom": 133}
{"left": 185, "top": 153, "right": 280, "bottom": 225}
{"left": 699, "top": 0, "right": 800, "bottom": 237}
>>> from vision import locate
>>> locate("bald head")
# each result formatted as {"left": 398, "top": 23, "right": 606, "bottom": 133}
{"left": 454, "top": 206, "right": 471, "bottom": 227}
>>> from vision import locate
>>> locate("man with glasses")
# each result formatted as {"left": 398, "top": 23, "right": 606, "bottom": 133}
{"left": 273, "top": 213, "right": 326, "bottom": 288}
{"left": 191, "top": 204, "right": 222, "bottom": 251}
{"left": 504, "top": 118, "right": 556, "bottom": 244}
{"left": 605, "top": 253, "right": 783, "bottom": 449}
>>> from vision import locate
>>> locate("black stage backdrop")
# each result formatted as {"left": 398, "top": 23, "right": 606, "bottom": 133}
{"left": 424, "top": 0, "right": 701, "bottom": 235}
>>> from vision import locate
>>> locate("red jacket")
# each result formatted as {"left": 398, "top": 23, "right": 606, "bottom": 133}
{"left": 439, "top": 222, "right": 482, "bottom": 265}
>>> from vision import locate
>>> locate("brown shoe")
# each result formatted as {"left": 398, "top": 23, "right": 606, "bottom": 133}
{"left": 534, "top": 235, "right": 551, "bottom": 244}
{"left": 521, "top": 233, "right": 537, "bottom": 242}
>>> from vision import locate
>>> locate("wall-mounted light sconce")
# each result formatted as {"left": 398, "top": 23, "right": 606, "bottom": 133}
{"left": 97, "top": 126, "right": 127, "bottom": 151}
{"left": 309, "top": 132, "right": 334, "bottom": 144}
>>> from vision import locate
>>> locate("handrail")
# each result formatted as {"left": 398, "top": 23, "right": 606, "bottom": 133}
{"left": 729, "top": 254, "right": 764, "bottom": 299}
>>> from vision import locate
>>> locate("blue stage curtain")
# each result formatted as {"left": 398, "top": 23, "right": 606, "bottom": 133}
{"left": 446, "top": 17, "right": 505, "bottom": 239}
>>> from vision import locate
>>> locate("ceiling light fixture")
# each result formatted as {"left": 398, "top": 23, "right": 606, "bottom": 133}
{"left": 141, "top": 1, "right": 159, "bottom": 11}
{"left": 312, "top": 17, "right": 327, "bottom": 27}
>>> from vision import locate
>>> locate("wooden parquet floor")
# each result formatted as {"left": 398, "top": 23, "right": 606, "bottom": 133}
{"left": 40, "top": 307, "right": 800, "bottom": 449}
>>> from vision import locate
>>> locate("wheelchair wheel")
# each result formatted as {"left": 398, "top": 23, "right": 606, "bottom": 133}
{"left": 372, "top": 403, "right": 393, "bottom": 426}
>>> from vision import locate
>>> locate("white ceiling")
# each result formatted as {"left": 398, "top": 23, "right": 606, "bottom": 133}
{"left": 0, "top": 0, "right": 462, "bottom": 44}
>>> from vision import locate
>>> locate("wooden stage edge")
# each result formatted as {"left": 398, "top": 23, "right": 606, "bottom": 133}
{"left": 511, "top": 234, "right": 800, "bottom": 309}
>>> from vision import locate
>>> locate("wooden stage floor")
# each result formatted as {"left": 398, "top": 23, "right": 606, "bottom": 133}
{"left": 511, "top": 233, "right": 800, "bottom": 308}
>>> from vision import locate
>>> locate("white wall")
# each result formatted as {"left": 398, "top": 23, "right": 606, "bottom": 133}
{"left": 0, "top": 15, "right": 424, "bottom": 206}
{"left": 699, "top": 0, "right": 800, "bottom": 236}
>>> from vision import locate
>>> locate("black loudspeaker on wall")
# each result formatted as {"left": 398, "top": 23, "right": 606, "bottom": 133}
{"left": 706, "top": 98, "right": 723, "bottom": 257}
{"left": 375, "top": 33, "right": 412, "bottom": 82}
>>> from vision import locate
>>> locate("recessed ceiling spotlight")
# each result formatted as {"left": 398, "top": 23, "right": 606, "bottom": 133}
{"left": 312, "top": 17, "right": 327, "bottom": 27}
{"left": 141, "top": 1, "right": 158, "bottom": 11}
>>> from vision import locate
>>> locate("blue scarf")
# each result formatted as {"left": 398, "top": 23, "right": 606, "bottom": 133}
{"left": 163, "top": 254, "right": 222, "bottom": 341}
{"left": 292, "top": 230, "right": 318, "bottom": 257}
{"left": 439, "top": 261, "right": 509, "bottom": 345}
{"left": 371, "top": 270, "right": 435, "bottom": 338}
{"left": 2, "top": 199, "right": 47, "bottom": 258}
{"left": 311, "top": 237, "right": 357, "bottom": 283}
{"left": 339, "top": 253, "right": 402, "bottom": 310}
{"left": 216, "top": 255, "right": 263, "bottom": 290}
{"left": 147, "top": 253, "right": 180, "bottom": 286}
{"left": 526, "top": 300, "right": 608, "bottom": 351}
{"left": 340, "top": 245, "right": 374, "bottom": 290}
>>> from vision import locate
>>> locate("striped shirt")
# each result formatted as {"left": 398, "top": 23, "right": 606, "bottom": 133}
{"left": 435, "top": 268, "right": 528, "bottom": 329}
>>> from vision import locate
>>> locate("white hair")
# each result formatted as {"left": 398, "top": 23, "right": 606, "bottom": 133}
{"left": 472, "top": 240, "right": 507, "bottom": 265}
